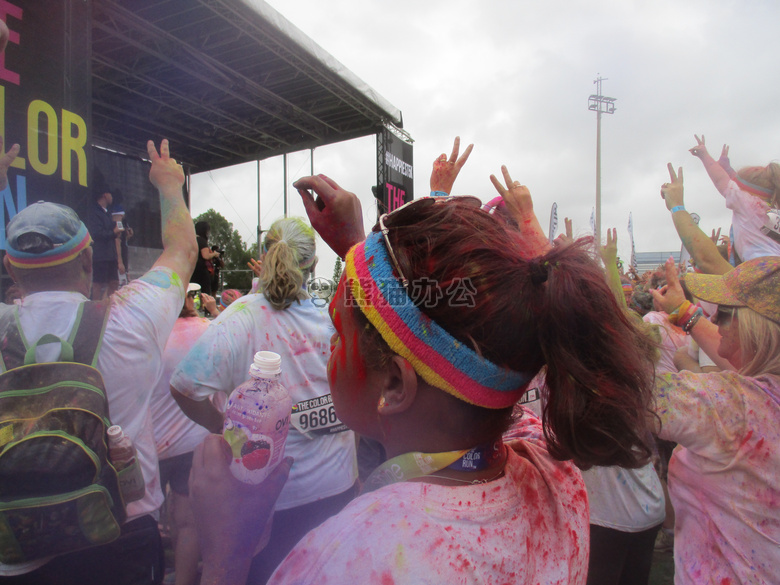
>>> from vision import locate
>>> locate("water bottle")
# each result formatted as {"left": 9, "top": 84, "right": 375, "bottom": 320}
{"left": 223, "top": 351, "right": 292, "bottom": 484}
{"left": 107, "top": 425, "right": 146, "bottom": 503}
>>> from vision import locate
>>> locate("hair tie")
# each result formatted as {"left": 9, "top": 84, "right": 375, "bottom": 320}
{"left": 529, "top": 259, "right": 549, "bottom": 286}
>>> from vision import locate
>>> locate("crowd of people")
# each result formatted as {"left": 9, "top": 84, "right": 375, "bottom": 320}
{"left": 0, "top": 15, "right": 777, "bottom": 580}
{"left": 0, "top": 128, "right": 776, "bottom": 585}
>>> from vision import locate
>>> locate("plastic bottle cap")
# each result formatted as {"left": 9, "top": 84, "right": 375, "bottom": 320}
{"left": 251, "top": 351, "right": 282, "bottom": 376}
{"left": 107, "top": 425, "right": 122, "bottom": 438}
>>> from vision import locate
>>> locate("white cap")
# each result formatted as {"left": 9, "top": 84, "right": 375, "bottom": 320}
{"left": 250, "top": 351, "right": 282, "bottom": 376}
{"left": 107, "top": 425, "right": 123, "bottom": 438}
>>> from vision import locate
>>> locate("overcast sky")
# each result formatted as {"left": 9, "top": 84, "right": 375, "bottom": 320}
{"left": 190, "top": 0, "right": 780, "bottom": 279}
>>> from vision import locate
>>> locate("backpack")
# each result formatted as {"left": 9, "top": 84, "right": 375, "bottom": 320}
{"left": 0, "top": 301, "right": 128, "bottom": 565}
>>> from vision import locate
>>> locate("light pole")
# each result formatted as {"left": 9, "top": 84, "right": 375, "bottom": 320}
{"left": 588, "top": 75, "right": 616, "bottom": 244}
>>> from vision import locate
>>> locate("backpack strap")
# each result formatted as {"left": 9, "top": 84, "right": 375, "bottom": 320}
{"left": 71, "top": 300, "right": 111, "bottom": 367}
{"left": 0, "top": 300, "right": 110, "bottom": 371}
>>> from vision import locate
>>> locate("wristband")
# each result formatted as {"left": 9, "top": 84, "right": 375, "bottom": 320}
{"left": 668, "top": 300, "right": 691, "bottom": 325}
{"left": 679, "top": 302, "right": 700, "bottom": 327}
{"left": 671, "top": 205, "right": 685, "bottom": 214}
{"left": 681, "top": 307, "right": 704, "bottom": 334}
{"left": 431, "top": 190, "right": 449, "bottom": 198}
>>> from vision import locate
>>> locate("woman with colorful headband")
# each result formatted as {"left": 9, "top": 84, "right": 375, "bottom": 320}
{"left": 189, "top": 159, "right": 656, "bottom": 584}
{"left": 649, "top": 255, "right": 780, "bottom": 585}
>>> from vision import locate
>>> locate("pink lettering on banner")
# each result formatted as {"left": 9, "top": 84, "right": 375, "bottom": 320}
{"left": 386, "top": 183, "right": 406, "bottom": 212}
{"left": 0, "top": 1, "right": 22, "bottom": 86}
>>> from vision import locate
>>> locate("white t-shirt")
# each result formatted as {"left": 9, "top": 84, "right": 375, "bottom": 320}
{"left": 0, "top": 268, "right": 183, "bottom": 576}
{"left": 151, "top": 316, "right": 211, "bottom": 460}
{"left": 656, "top": 371, "right": 780, "bottom": 584}
{"left": 581, "top": 463, "right": 665, "bottom": 532}
{"left": 269, "top": 410, "right": 589, "bottom": 585}
{"left": 170, "top": 293, "right": 357, "bottom": 510}
{"left": 723, "top": 180, "right": 780, "bottom": 261}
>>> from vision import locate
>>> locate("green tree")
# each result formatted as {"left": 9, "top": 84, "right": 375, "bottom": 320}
{"left": 194, "top": 209, "right": 253, "bottom": 291}
{"left": 332, "top": 257, "right": 343, "bottom": 286}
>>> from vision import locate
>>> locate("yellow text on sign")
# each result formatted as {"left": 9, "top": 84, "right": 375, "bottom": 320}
{"left": 0, "top": 86, "right": 88, "bottom": 187}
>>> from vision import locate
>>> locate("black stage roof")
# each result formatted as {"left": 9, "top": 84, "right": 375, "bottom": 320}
{"left": 91, "top": 0, "right": 404, "bottom": 172}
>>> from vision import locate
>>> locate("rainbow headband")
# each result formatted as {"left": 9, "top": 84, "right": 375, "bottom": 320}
{"left": 734, "top": 177, "right": 773, "bottom": 199}
{"left": 344, "top": 232, "right": 531, "bottom": 409}
{"left": 6, "top": 223, "right": 92, "bottom": 269}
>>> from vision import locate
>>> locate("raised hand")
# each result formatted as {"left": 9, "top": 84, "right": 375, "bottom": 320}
{"left": 294, "top": 174, "right": 364, "bottom": 259}
{"left": 660, "top": 163, "right": 684, "bottom": 210}
{"left": 689, "top": 134, "right": 709, "bottom": 159}
{"left": 201, "top": 293, "right": 218, "bottom": 316}
{"left": 0, "top": 135, "right": 20, "bottom": 191}
{"left": 719, "top": 144, "right": 729, "bottom": 161}
{"left": 554, "top": 217, "right": 574, "bottom": 246}
{"left": 710, "top": 227, "right": 721, "bottom": 244}
{"left": 147, "top": 139, "right": 184, "bottom": 192}
{"left": 650, "top": 257, "right": 687, "bottom": 314}
{"left": 430, "top": 136, "right": 473, "bottom": 195}
{"left": 600, "top": 228, "right": 618, "bottom": 266}
{"left": 489, "top": 165, "right": 550, "bottom": 257}
{"left": 0, "top": 19, "right": 8, "bottom": 54}
{"left": 247, "top": 257, "right": 263, "bottom": 277}
{"left": 489, "top": 165, "right": 534, "bottom": 219}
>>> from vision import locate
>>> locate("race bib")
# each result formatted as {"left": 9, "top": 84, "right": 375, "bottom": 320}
{"left": 290, "top": 394, "right": 348, "bottom": 439}
{"left": 761, "top": 208, "right": 780, "bottom": 243}
{"left": 519, "top": 387, "right": 540, "bottom": 405}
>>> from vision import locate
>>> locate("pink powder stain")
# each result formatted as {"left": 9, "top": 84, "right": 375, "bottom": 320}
{"left": 274, "top": 333, "right": 315, "bottom": 356}
{"left": 379, "top": 571, "right": 395, "bottom": 585}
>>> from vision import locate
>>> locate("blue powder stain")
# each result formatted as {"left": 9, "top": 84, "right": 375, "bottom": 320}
{"left": 140, "top": 271, "right": 173, "bottom": 289}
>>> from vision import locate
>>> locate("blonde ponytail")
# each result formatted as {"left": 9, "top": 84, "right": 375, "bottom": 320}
{"left": 260, "top": 218, "right": 317, "bottom": 310}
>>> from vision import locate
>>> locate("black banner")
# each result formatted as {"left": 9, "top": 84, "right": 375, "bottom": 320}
{"left": 0, "top": 0, "right": 92, "bottom": 250}
{"left": 376, "top": 127, "right": 413, "bottom": 215}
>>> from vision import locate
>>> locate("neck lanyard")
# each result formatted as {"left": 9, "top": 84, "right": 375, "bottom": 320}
{"left": 362, "top": 440, "right": 503, "bottom": 493}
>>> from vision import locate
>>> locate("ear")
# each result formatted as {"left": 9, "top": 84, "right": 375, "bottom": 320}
{"left": 80, "top": 248, "right": 93, "bottom": 275}
{"left": 3, "top": 256, "right": 17, "bottom": 283}
{"left": 376, "top": 355, "right": 418, "bottom": 416}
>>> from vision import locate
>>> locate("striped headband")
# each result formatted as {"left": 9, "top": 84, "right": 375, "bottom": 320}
{"left": 344, "top": 231, "right": 531, "bottom": 409}
{"left": 734, "top": 176, "right": 773, "bottom": 199}
{"left": 6, "top": 223, "right": 92, "bottom": 269}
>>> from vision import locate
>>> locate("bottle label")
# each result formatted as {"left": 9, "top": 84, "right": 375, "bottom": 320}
{"left": 116, "top": 459, "right": 146, "bottom": 503}
{"left": 224, "top": 418, "right": 288, "bottom": 484}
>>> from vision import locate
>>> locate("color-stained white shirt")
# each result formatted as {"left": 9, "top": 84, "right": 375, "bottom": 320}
{"left": 723, "top": 180, "right": 780, "bottom": 261}
{"left": 151, "top": 316, "right": 211, "bottom": 460}
{"left": 655, "top": 370, "right": 780, "bottom": 585}
{"left": 170, "top": 293, "right": 357, "bottom": 510}
{"left": 269, "top": 410, "right": 589, "bottom": 585}
{"left": 643, "top": 311, "right": 687, "bottom": 375}
{"left": 581, "top": 463, "right": 665, "bottom": 532}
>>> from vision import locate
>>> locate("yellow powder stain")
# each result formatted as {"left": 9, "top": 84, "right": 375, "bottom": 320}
{"left": 394, "top": 543, "right": 406, "bottom": 570}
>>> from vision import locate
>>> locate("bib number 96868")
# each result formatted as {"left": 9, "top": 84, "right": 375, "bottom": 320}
{"left": 291, "top": 394, "right": 348, "bottom": 438}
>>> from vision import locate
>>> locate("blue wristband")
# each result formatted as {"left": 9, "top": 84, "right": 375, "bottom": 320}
{"left": 671, "top": 205, "right": 685, "bottom": 214}
{"left": 431, "top": 190, "right": 449, "bottom": 197}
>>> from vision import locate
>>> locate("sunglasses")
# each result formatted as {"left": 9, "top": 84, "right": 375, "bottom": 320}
{"left": 712, "top": 306, "right": 735, "bottom": 325}
{"left": 377, "top": 196, "right": 482, "bottom": 289}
